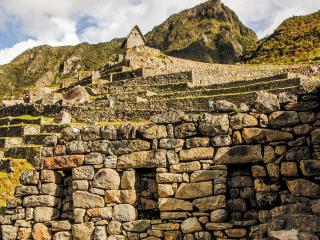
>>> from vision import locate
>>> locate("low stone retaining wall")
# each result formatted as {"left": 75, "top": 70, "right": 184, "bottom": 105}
{"left": 1, "top": 90, "right": 320, "bottom": 239}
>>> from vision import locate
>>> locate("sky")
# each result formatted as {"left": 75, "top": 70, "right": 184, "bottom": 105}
{"left": 0, "top": 0, "right": 319, "bottom": 65}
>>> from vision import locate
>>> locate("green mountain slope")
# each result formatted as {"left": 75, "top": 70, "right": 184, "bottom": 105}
{"left": 244, "top": 11, "right": 320, "bottom": 64}
{"left": 0, "top": 40, "right": 123, "bottom": 98}
{"left": 145, "top": 0, "right": 258, "bottom": 63}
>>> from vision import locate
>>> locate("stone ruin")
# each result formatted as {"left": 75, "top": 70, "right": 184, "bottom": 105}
{"left": 0, "top": 27, "right": 320, "bottom": 240}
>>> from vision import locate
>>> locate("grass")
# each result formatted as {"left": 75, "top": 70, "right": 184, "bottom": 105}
{"left": 0, "top": 159, "right": 34, "bottom": 207}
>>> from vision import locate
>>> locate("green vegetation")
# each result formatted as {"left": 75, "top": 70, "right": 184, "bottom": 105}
{"left": 244, "top": 11, "right": 320, "bottom": 64}
{"left": 146, "top": 0, "right": 257, "bottom": 63}
{"left": 0, "top": 159, "right": 34, "bottom": 207}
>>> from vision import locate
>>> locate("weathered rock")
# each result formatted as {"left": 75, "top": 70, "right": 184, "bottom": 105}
{"left": 86, "top": 207, "right": 112, "bottom": 220}
{"left": 32, "top": 223, "right": 51, "bottom": 240}
{"left": 185, "top": 137, "right": 210, "bottom": 149}
{"left": 286, "top": 146, "right": 311, "bottom": 161}
{"left": 284, "top": 101, "right": 319, "bottom": 111}
{"left": 179, "top": 147, "right": 214, "bottom": 161}
{"left": 242, "top": 128, "right": 293, "bottom": 143}
{"left": 227, "top": 198, "right": 247, "bottom": 212}
{"left": 101, "top": 125, "right": 117, "bottom": 140}
{"left": 287, "top": 179, "right": 320, "bottom": 198}
{"left": 72, "top": 166, "right": 95, "bottom": 180}
{"left": 159, "top": 198, "right": 193, "bottom": 211}
{"left": 50, "top": 221, "right": 72, "bottom": 231}
{"left": 54, "top": 111, "right": 72, "bottom": 124}
{"left": 211, "top": 135, "right": 232, "bottom": 147}
{"left": 311, "top": 129, "right": 320, "bottom": 145}
{"left": 113, "top": 204, "right": 137, "bottom": 222}
{"left": 159, "top": 139, "right": 184, "bottom": 150}
{"left": 53, "top": 231, "right": 71, "bottom": 240}
{"left": 156, "top": 173, "right": 182, "bottom": 183}
{"left": 117, "top": 150, "right": 166, "bottom": 168}
{"left": 123, "top": 220, "right": 151, "bottom": 232}
{"left": 23, "top": 195, "right": 59, "bottom": 207}
{"left": 158, "top": 184, "right": 174, "bottom": 197}
{"left": 85, "top": 152, "right": 103, "bottom": 165}
{"left": 281, "top": 162, "right": 298, "bottom": 176}
{"left": 209, "top": 100, "right": 237, "bottom": 113}
{"left": 15, "top": 186, "right": 38, "bottom": 197}
{"left": 300, "top": 160, "right": 320, "bottom": 176}
{"left": 92, "top": 168, "right": 120, "bottom": 189}
{"left": 254, "top": 91, "right": 280, "bottom": 113}
{"left": 225, "top": 228, "right": 247, "bottom": 238}
{"left": 294, "top": 124, "right": 312, "bottom": 135}
{"left": 73, "top": 191, "right": 105, "bottom": 208}
{"left": 107, "top": 221, "right": 122, "bottom": 235}
{"left": 229, "top": 176, "right": 253, "bottom": 188}
{"left": 252, "top": 165, "right": 267, "bottom": 178}
{"left": 210, "top": 209, "right": 228, "bottom": 222}
{"left": 190, "top": 170, "right": 226, "bottom": 182}
{"left": 81, "top": 126, "right": 101, "bottom": 141}
{"left": 121, "top": 171, "right": 136, "bottom": 189}
{"left": 181, "top": 218, "right": 202, "bottom": 233}
{"left": 174, "top": 123, "right": 197, "bottom": 138}
{"left": 150, "top": 111, "right": 184, "bottom": 124}
{"left": 269, "top": 111, "right": 300, "bottom": 128}
{"left": 112, "top": 140, "right": 151, "bottom": 155}
{"left": 279, "top": 92, "right": 297, "bottom": 104}
{"left": 105, "top": 190, "right": 137, "bottom": 204}
{"left": 44, "top": 155, "right": 85, "bottom": 170}
{"left": 193, "top": 195, "right": 226, "bottom": 211}
{"left": 199, "top": 113, "right": 229, "bottom": 136}
{"left": 138, "top": 125, "right": 167, "bottom": 139}
{"left": 214, "top": 145, "right": 262, "bottom": 164}
{"left": 34, "top": 207, "right": 59, "bottom": 222}
{"left": 1, "top": 225, "right": 18, "bottom": 240}
{"left": 20, "top": 170, "right": 39, "bottom": 185}
{"left": 269, "top": 229, "right": 299, "bottom": 240}
{"left": 72, "top": 222, "right": 94, "bottom": 240}
{"left": 175, "top": 181, "right": 213, "bottom": 199}
{"left": 63, "top": 85, "right": 90, "bottom": 105}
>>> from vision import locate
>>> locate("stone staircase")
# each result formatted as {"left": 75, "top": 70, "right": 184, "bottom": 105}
{"left": 0, "top": 116, "right": 66, "bottom": 172}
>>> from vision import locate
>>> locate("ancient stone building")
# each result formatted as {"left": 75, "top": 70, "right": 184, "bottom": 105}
{"left": 122, "top": 25, "right": 146, "bottom": 50}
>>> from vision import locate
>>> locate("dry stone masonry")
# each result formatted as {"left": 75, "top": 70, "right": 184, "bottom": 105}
{"left": 1, "top": 89, "right": 320, "bottom": 239}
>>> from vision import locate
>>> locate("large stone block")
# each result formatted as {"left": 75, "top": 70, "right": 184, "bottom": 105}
{"left": 287, "top": 179, "right": 320, "bottom": 198}
{"left": 193, "top": 195, "right": 226, "bottom": 211}
{"left": 92, "top": 168, "right": 120, "bottom": 190}
{"left": 179, "top": 147, "right": 214, "bottom": 161}
{"left": 170, "top": 161, "right": 201, "bottom": 173}
{"left": 23, "top": 195, "right": 59, "bottom": 207}
{"left": 214, "top": 145, "right": 262, "bottom": 164}
{"left": 34, "top": 207, "right": 59, "bottom": 222}
{"left": 73, "top": 191, "right": 105, "bottom": 208}
{"left": 254, "top": 91, "right": 280, "bottom": 113}
{"left": 199, "top": 113, "right": 229, "bottom": 136}
{"left": 156, "top": 173, "right": 182, "bottom": 183}
{"left": 112, "top": 204, "right": 137, "bottom": 222}
{"left": 174, "top": 123, "right": 197, "bottom": 138}
{"left": 1, "top": 225, "right": 18, "bottom": 240}
{"left": 181, "top": 217, "right": 202, "bottom": 233}
{"left": 159, "top": 198, "right": 193, "bottom": 211}
{"left": 44, "top": 155, "right": 85, "bottom": 170}
{"left": 72, "top": 166, "right": 95, "bottom": 180}
{"left": 190, "top": 170, "right": 227, "bottom": 182}
{"left": 20, "top": 170, "right": 39, "bottom": 185}
{"left": 300, "top": 160, "right": 320, "bottom": 176}
{"left": 32, "top": 223, "right": 51, "bottom": 240}
{"left": 175, "top": 181, "right": 213, "bottom": 199}
{"left": 117, "top": 150, "right": 167, "bottom": 168}
{"left": 268, "top": 111, "right": 300, "bottom": 128}
{"left": 111, "top": 140, "right": 151, "bottom": 155}
{"left": 66, "top": 141, "right": 90, "bottom": 154}
{"left": 242, "top": 128, "right": 293, "bottom": 143}
{"left": 105, "top": 190, "right": 137, "bottom": 204}
{"left": 123, "top": 220, "right": 151, "bottom": 232}
{"left": 159, "top": 139, "right": 184, "bottom": 150}
{"left": 72, "top": 222, "right": 94, "bottom": 240}
{"left": 138, "top": 125, "right": 167, "bottom": 139}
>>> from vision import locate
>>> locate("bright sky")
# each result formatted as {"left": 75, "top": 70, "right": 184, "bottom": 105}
{"left": 0, "top": 0, "right": 319, "bottom": 65}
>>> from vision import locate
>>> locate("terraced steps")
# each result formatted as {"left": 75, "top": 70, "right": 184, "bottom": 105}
{"left": 116, "top": 85, "right": 300, "bottom": 112}
{"left": 102, "top": 59, "right": 130, "bottom": 73}
{"left": 149, "top": 78, "right": 300, "bottom": 100}
{"left": 108, "top": 82, "right": 190, "bottom": 96}
{"left": 24, "top": 133, "right": 59, "bottom": 146}
{"left": 4, "top": 146, "right": 42, "bottom": 166}
{"left": 111, "top": 68, "right": 144, "bottom": 82}
{"left": 0, "top": 116, "right": 44, "bottom": 126}
{"left": 0, "top": 125, "right": 40, "bottom": 137}
{"left": 41, "top": 124, "right": 70, "bottom": 133}
{"left": 0, "top": 137, "right": 23, "bottom": 148}
{"left": 111, "top": 71, "right": 193, "bottom": 87}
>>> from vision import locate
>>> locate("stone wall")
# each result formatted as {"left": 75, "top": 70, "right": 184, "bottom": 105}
{"left": 1, "top": 91, "right": 320, "bottom": 240}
